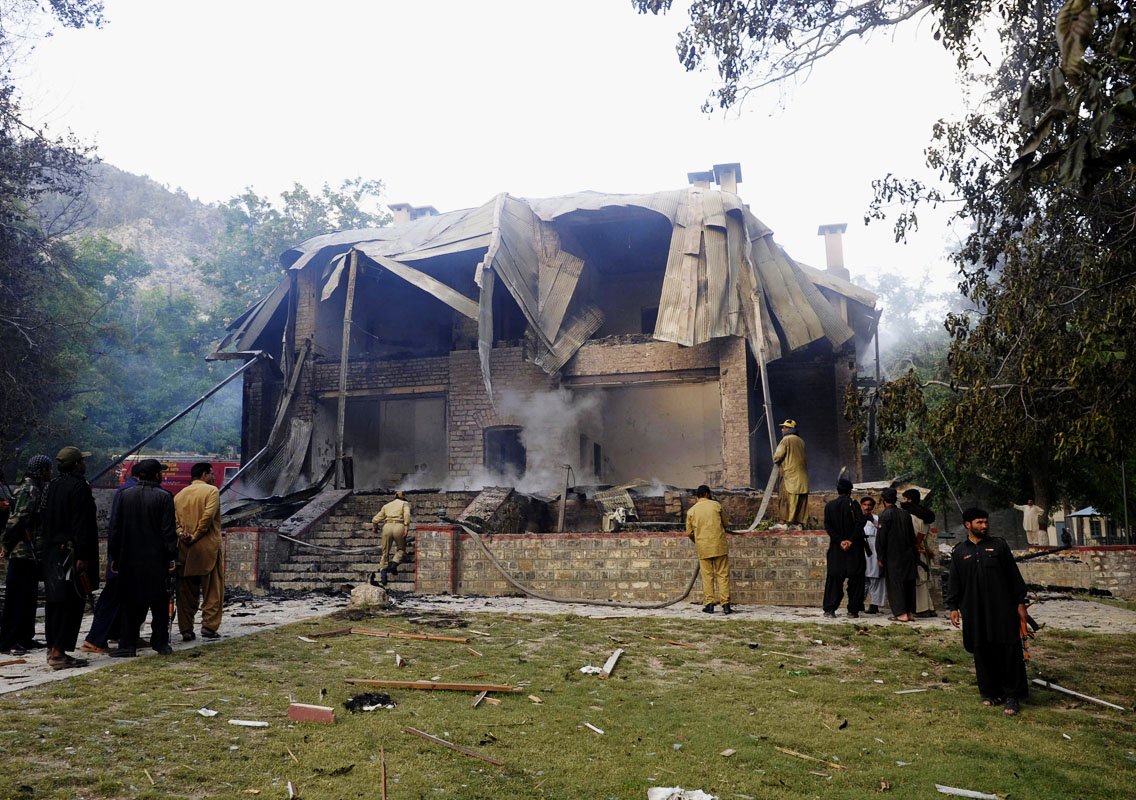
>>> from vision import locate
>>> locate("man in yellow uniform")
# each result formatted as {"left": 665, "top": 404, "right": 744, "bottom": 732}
{"left": 372, "top": 491, "right": 411, "bottom": 586}
{"left": 175, "top": 462, "right": 224, "bottom": 640}
{"left": 774, "top": 419, "right": 809, "bottom": 529}
{"left": 686, "top": 485, "right": 734, "bottom": 614}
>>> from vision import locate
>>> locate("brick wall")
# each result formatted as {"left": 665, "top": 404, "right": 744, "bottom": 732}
{"left": 223, "top": 527, "right": 282, "bottom": 590}
{"left": 562, "top": 337, "right": 719, "bottom": 377}
{"left": 311, "top": 356, "right": 450, "bottom": 394}
{"left": 415, "top": 527, "right": 832, "bottom": 606}
{"left": 1017, "top": 546, "right": 1136, "bottom": 599}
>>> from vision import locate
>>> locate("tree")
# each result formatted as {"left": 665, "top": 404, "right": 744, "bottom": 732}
{"left": 0, "top": 1, "right": 104, "bottom": 462}
{"left": 637, "top": 1, "right": 1136, "bottom": 523}
{"left": 199, "top": 179, "right": 391, "bottom": 323}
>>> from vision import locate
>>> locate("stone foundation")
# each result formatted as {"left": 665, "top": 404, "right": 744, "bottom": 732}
{"left": 1017, "top": 546, "right": 1136, "bottom": 600}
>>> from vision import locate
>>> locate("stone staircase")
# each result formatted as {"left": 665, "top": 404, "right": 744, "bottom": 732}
{"left": 267, "top": 494, "right": 411, "bottom": 592}
{"left": 266, "top": 491, "right": 478, "bottom": 592}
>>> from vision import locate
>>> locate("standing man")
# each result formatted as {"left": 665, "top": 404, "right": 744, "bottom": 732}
{"left": 946, "top": 508, "right": 1029, "bottom": 716}
{"left": 876, "top": 487, "right": 917, "bottom": 622}
{"left": 41, "top": 446, "right": 99, "bottom": 670}
{"left": 175, "top": 462, "right": 224, "bottom": 641}
{"left": 773, "top": 419, "right": 809, "bottom": 529}
{"left": 372, "top": 490, "right": 411, "bottom": 586}
{"left": 902, "top": 489, "right": 938, "bottom": 618}
{"left": 861, "top": 496, "right": 887, "bottom": 614}
{"left": 108, "top": 459, "right": 177, "bottom": 657}
{"left": 0, "top": 455, "right": 53, "bottom": 655}
{"left": 1012, "top": 500, "right": 1045, "bottom": 547}
{"left": 822, "top": 478, "right": 867, "bottom": 618}
{"left": 686, "top": 484, "right": 734, "bottom": 614}
{"left": 82, "top": 460, "right": 143, "bottom": 654}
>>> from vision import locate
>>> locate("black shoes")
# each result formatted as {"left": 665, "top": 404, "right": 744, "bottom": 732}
{"left": 848, "top": 611, "right": 860, "bottom": 618}
{"left": 721, "top": 603, "right": 734, "bottom": 615}
{"left": 181, "top": 632, "right": 196, "bottom": 642}
{"left": 154, "top": 645, "right": 173, "bottom": 655}
{"left": 865, "top": 605, "right": 879, "bottom": 614}
{"left": 200, "top": 628, "right": 220, "bottom": 639}
{"left": 823, "top": 611, "right": 836, "bottom": 618}
{"left": 702, "top": 603, "right": 716, "bottom": 613}
{"left": 379, "top": 569, "right": 389, "bottom": 586}
{"left": 109, "top": 648, "right": 137, "bottom": 658}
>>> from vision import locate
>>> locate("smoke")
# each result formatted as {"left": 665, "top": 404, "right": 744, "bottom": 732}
{"left": 497, "top": 388, "right": 602, "bottom": 494}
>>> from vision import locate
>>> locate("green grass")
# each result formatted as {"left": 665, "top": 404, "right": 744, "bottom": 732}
{"left": 1, "top": 609, "right": 1134, "bottom": 799}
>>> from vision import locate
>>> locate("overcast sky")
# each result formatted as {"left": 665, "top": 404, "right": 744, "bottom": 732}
{"left": 20, "top": 0, "right": 965, "bottom": 286}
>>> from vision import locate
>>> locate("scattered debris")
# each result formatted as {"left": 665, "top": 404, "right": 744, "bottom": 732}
{"left": 766, "top": 651, "right": 809, "bottom": 661}
{"left": 1032, "top": 678, "right": 1127, "bottom": 711}
{"left": 395, "top": 654, "right": 405, "bottom": 669}
{"left": 228, "top": 719, "right": 269, "bottom": 728}
{"left": 879, "top": 779, "right": 892, "bottom": 791}
{"left": 894, "top": 689, "right": 929, "bottom": 695}
{"left": 1062, "top": 733, "right": 1072, "bottom": 740}
{"left": 579, "top": 665, "right": 604, "bottom": 675}
{"left": 465, "top": 646, "right": 483, "bottom": 657}
{"left": 934, "top": 785, "right": 1000, "bottom": 799}
{"left": 896, "top": 761, "right": 912, "bottom": 767}
{"left": 344, "top": 693, "right": 395, "bottom": 712}
{"left": 773, "top": 746, "right": 847, "bottom": 770}
{"left": 720, "top": 748, "right": 736, "bottom": 757}
{"left": 838, "top": 719, "right": 848, "bottom": 730}
{"left": 502, "top": 614, "right": 534, "bottom": 622}
{"left": 528, "top": 694, "right": 543, "bottom": 704}
{"left": 808, "top": 771, "right": 832, "bottom": 779}
{"left": 402, "top": 726, "right": 505, "bottom": 766}
{"left": 0, "top": 659, "right": 28, "bottom": 667}
{"left": 288, "top": 703, "right": 336, "bottom": 724}
{"left": 286, "top": 780, "right": 299, "bottom": 799}
{"left": 286, "top": 747, "right": 299, "bottom": 763}
{"left": 350, "top": 627, "right": 469, "bottom": 644}
{"left": 467, "top": 629, "right": 492, "bottom": 637}
{"left": 600, "top": 648, "right": 624, "bottom": 679}
{"left": 144, "top": 768, "right": 155, "bottom": 785}
{"left": 646, "top": 788, "right": 719, "bottom": 800}
{"left": 380, "top": 746, "right": 388, "bottom": 800}
{"left": 242, "top": 790, "right": 260, "bottom": 795}
{"left": 482, "top": 696, "right": 502, "bottom": 706}
{"left": 873, "top": 680, "right": 885, "bottom": 684}
{"left": 584, "top": 722, "right": 605, "bottom": 735}
{"left": 312, "top": 764, "right": 354, "bottom": 777}
{"left": 347, "top": 678, "right": 514, "bottom": 693}
{"left": 472, "top": 690, "right": 488, "bottom": 708}
{"left": 297, "top": 636, "right": 317, "bottom": 643}
{"left": 310, "top": 628, "right": 352, "bottom": 639}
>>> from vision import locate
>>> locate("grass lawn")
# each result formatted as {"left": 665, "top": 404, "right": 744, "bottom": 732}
{"left": 1, "top": 608, "right": 1133, "bottom": 799}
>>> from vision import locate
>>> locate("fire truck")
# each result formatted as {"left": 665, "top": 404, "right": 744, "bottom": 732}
{"left": 115, "top": 454, "right": 240, "bottom": 495}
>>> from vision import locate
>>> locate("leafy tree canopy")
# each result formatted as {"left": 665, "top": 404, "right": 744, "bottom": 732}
{"left": 200, "top": 179, "right": 391, "bottom": 323}
{"left": 637, "top": 1, "right": 1136, "bottom": 521}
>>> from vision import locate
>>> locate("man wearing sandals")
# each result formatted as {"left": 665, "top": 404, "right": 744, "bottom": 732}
{"left": 946, "top": 508, "right": 1029, "bottom": 716}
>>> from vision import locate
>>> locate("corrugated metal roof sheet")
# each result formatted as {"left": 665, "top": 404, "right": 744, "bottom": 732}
{"left": 217, "top": 187, "right": 878, "bottom": 393}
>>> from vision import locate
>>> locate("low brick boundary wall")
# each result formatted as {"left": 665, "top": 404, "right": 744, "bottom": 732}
{"left": 416, "top": 526, "right": 834, "bottom": 606}
{"left": 1017, "top": 546, "right": 1136, "bottom": 599}
{"left": 224, "top": 527, "right": 285, "bottom": 590}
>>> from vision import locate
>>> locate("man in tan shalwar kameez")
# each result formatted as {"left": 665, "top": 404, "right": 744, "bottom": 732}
{"left": 686, "top": 485, "right": 734, "bottom": 614}
{"left": 175, "top": 463, "right": 224, "bottom": 640}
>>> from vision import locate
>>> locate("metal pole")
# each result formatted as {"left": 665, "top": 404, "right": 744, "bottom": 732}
{"left": 557, "top": 464, "right": 571, "bottom": 533}
{"left": 335, "top": 251, "right": 359, "bottom": 489}
{"left": 89, "top": 353, "right": 267, "bottom": 485}
{"left": 1122, "top": 458, "right": 1130, "bottom": 543}
{"left": 751, "top": 291, "right": 778, "bottom": 462}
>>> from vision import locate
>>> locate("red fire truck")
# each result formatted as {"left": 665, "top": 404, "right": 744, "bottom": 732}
{"left": 115, "top": 454, "right": 240, "bottom": 495}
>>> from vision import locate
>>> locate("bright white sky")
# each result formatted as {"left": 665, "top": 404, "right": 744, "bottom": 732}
{"left": 20, "top": 0, "right": 965, "bottom": 288}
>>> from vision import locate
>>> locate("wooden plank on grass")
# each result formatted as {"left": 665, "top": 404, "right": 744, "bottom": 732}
{"left": 1032, "top": 678, "right": 1127, "bottom": 711}
{"left": 599, "top": 648, "right": 624, "bottom": 679}
{"left": 403, "top": 726, "right": 505, "bottom": 766}
{"left": 472, "top": 690, "right": 488, "bottom": 708}
{"left": 350, "top": 627, "right": 470, "bottom": 643}
{"left": 346, "top": 678, "right": 514, "bottom": 693}
{"left": 646, "top": 636, "right": 695, "bottom": 648}
{"left": 309, "top": 628, "right": 353, "bottom": 639}
{"left": 773, "top": 746, "right": 847, "bottom": 770}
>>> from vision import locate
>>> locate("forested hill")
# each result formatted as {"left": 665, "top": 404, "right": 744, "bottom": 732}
{"left": 72, "top": 162, "right": 223, "bottom": 280}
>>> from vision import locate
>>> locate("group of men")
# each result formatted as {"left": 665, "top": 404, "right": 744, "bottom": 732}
{"left": 685, "top": 436, "right": 1030, "bottom": 715}
{"left": 0, "top": 448, "right": 225, "bottom": 670}
{"left": 823, "top": 482, "right": 938, "bottom": 621}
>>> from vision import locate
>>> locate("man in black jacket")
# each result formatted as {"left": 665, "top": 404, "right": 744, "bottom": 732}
{"left": 822, "top": 478, "right": 867, "bottom": 618}
{"left": 946, "top": 507, "right": 1029, "bottom": 715}
{"left": 41, "top": 446, "right": 99, "bottom": 670}
{"left": 108, "top": 459, "right": 178, "bottom": 657}
{"left": 876, "top": 487, "right": 917, "bottom": 622}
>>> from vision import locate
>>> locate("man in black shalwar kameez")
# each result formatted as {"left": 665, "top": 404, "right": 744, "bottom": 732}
{"left": 821, "top": 478, "right": 867, "bottom": 618}
{"left": 875, "top": 487, "right": 917, "bottom": 621}
{"left": 946, "top": 507, "right": 1029, "bottom": 715}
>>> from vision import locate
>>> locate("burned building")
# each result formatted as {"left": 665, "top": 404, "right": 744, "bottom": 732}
{"left": 213, "top": 166, "right": 878, "bottom": 499}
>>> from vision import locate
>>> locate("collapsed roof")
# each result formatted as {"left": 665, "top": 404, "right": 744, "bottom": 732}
{"left": 215, "top": 186, "right": 877, "bottom": 392}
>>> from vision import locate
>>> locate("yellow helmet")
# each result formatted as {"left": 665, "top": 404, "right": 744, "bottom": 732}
{"left": 780, "top": 419, "right": 797, "bottom": 430}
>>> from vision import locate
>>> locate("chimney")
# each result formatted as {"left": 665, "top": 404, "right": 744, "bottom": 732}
{"left": 712, "top": 162, "right": 742, "bottom": 194}
{"left": 687, "top": 170, "right": 713, "bottom": 189}
{"left": 389, "top": 202, "right": 412, "bottom": 225}
{"left": 388, "top": 203, "right": 439, "bottom": 225}
{"left": 817, "top": 223, "right": 849, "bottom": 281}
